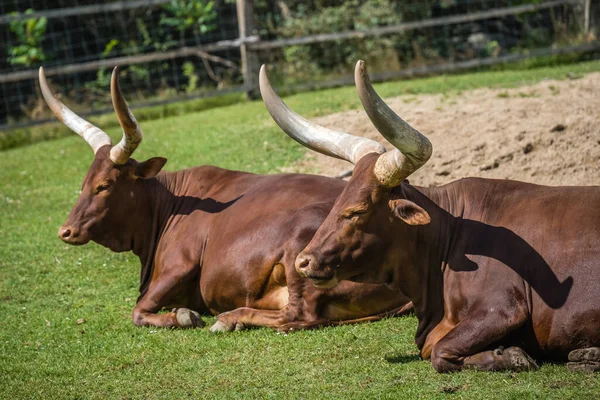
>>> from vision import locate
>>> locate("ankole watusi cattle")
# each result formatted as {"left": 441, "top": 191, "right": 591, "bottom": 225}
{"left": 261, "top": 60, "right": 600, "bottom": 372}
{"left": 41, "top": 66, "right": 413, "bottom": 332}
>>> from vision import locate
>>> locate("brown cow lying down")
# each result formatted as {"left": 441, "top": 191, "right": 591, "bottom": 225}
{"left": 261, "top": 61, "right": 600, "bottom": 372}
{"left": 39, "top": 67, "right": 412, "bottom": 332}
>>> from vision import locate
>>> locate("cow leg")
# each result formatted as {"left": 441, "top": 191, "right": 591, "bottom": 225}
{"left": 430, "top": 310, "right": 537, "bottom": 373}
{"left": 277, "top": 302, "right": 414, "bottom": 332}
{"left": 133, "top": 302, "right": 204, "bottom": 329}
{"left": 209, "top": 308, "right": 285, "bottom": 332}
{"left": 568, "top": 348, "right": 600, "bottom": 373}
{"left": 132, "top": 270, "right": 204, "bottom": 329}
{"left": 211, "top": 302, "right": 413, "bottom": 333}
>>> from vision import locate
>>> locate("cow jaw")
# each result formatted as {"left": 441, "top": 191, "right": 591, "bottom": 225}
{"left": 92, "top": 233, "right": 133, "bottom": 253}
{"left": 309, "top": 275, "right": 339, "bottom": 289}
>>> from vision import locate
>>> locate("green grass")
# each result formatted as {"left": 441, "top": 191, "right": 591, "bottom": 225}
{"left": 2, "top": 61, "right": 600, "bottom": 399}
{"left": 0, "top": 93, "right": 246, "bottom": 151}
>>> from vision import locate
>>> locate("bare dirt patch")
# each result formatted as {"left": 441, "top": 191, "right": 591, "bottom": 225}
{"left": 283, "top": 73, "right": 600, "bottom": 186}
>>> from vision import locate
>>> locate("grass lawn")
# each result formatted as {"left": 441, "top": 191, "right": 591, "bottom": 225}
{"left": 2, "top": 61, "right": 600, "bottom": 399}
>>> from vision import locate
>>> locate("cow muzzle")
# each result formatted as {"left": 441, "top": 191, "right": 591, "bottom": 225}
{"left": 295, "top": 254, "right": 338, "bottom": 289}
{"left": 58, "top": 225, "right": 88, "bottom": 245}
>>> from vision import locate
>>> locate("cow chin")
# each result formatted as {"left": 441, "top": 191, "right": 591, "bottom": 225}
{"left": 60, "top": 236, "right": 90, "bottom": 246}
{"left": 310, "top": 276, "right": 339, "bottom": 289}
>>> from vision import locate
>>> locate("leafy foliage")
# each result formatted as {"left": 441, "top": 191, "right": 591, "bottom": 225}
{"left": 253, "top": 0, "right": 575, "bottom": 82}
{"left": 160, "top": 0, "right": 218, "bottom": 34}
{"left": 276, "top": 0, "right": 405, "bottom": 77}
{"left": 7, "top": 9, "right": 47, "bottom": 66}
{"left": 182, "top": 61, "right": 200, "bottom": 93}
{"left": 80, "top": 0, "right": 220, "bottom": 108}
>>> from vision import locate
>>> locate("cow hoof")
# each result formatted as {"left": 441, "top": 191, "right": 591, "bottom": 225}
{"left": 234, "top": 322, "right": 246, "bottom": 331}
{"left": 568, "top": 348, "right": 600, "bottom": 372}
{"left": 209, "top": 319, "right": 247, "bottom": 333}
{"left": 210, "top": 320, "right": 233, "bottom": 333}
{"left": 175, "top": 308, "right": 205, "bottom": 328}
{"left": 277, "top": 324, "right": 296, "bottom": 333}
{"left": 569, "top": 347, "right": 600, "bottom": 362}
{"left": 503, "top": 347, "right": 539, "bottom": 371}
{"left": 567, "top": 361, "right": 600, "bottom": 373}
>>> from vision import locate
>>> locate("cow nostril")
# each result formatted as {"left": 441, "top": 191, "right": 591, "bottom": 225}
{"left": 296, "top": 256, "right": 311, "bottom": 271}
{"left": 59, "top": 227, "right": 71, "bottom": 239}
{"left": 59, "top": 226, "right": 78, "bottom": 240}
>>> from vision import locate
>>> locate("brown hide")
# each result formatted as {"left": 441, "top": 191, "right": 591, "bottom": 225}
{"left": 297, "top": 153, "right": 600, "bottom": 371}
{"left": 59, "top": 147, "right": 412, "bottom": 331}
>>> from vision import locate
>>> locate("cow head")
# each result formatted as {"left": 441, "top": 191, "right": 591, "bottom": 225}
{"left": 40, "top": 67, "right": 166, "bottom": 251}
{"left": 260, "top": 61, "right": 432, "bottom": 289}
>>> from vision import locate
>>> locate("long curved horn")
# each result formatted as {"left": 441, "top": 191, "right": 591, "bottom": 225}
{"left": 259, "top": 65, "right": 385, "bottom": 164}
{"left": 39, "top": 67, "right": 111, "bottom": 153}
{"left": 109, "top": 67, "right": 142, "bottom": 164}
{"left": 354, "top": 60, "right": 432, "bottom": 187}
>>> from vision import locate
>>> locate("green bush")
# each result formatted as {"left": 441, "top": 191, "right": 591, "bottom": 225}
{"left": 7, "top": 9, "right": 47, "bottom": 67}
{"left": 265, "top": 0, "right": 408, "bottom": 81}
{"left": 254, "top": 0, "right": 581, "bottom": 83}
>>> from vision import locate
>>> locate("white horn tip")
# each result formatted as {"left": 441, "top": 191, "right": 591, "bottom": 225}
{"left": 111, "top": 66, "right": 119, "bottom": 84}
{"left": 259, "top": 64, "right": 272, "bottom": 99}
{"left": 38, "top": 66, "right": 55, "bottom": 103}
{"left": 355, "top": 60, "right": 370, "bottom": 84}
{"left": 259, "top": 64, "right": 268, "bottom": 84}
{"left": 355, "top": 60, "right": 366, "bottom": 74}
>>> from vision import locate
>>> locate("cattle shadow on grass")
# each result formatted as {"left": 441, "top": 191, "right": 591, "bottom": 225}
{"left": 385, "top": 353, "right": 421, "bottom": 364}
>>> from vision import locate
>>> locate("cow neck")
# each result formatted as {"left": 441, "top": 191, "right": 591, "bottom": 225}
{"left": 132, "top": 173, "right": 178, "bottom": 300}
{"left": 134, "top": 169, "right": 216, "bottom": 300}
{"left": 395, "top": 182, "right": 460, "bottom": 350}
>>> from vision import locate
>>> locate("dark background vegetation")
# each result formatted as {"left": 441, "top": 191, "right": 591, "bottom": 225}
{"left": 1, "top": 0, "right": 595, "bottom": 128}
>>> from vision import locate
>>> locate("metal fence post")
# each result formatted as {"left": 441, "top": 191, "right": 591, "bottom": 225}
{"left": 236, "top": 0, "right": 260, "bottom": 99}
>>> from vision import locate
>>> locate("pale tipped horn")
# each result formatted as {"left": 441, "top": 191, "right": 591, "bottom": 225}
{"left": 39, "top": 67, "right": 111, "bottom": 154}
{"left": 259, "top": 65, "right": 385, "bottom": 164}
{"left": 354, "top": 60, "right": 432, "bottom": 187}
{"left": 109, "top": 67, "right": 142, "bottom": 164}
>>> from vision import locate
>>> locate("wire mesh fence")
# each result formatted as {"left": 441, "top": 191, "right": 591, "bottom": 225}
{"left": 0, "top": 0, "right": 598, "bottom": 132}
{"left": 0, "top": 0, "right": 243, "bottom": 129}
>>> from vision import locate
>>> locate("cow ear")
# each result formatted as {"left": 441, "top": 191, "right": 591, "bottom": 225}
{"left": 135, "top": 157, "right": 167, "bottom": 179}
{"left": 389, "top": 199, "right": 431, "bottom": 225}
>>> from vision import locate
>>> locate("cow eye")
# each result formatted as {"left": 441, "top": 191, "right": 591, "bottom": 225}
{"left": 344, "top": 210, "right": 367, "bottom": 219}
{"left": 96, "top": 183, "right": 111, "bottom": 193}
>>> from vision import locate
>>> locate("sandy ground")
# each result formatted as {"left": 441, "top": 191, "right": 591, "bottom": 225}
{"left": 283, "top": 72, "right": 600, "bottom": 187}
